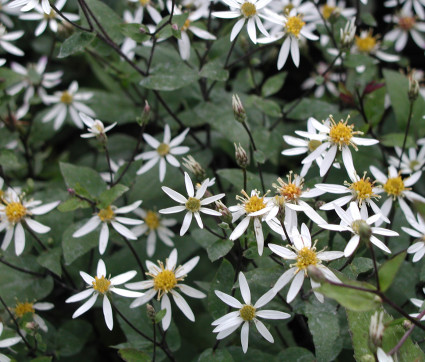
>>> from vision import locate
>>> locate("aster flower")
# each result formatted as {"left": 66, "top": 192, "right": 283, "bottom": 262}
{"left": 13, "top": 300, "right": 54, "bottom": 332}
{"left": 41, "top": 81, "right": 95, "bottom": 130}
{"left": 388, "top": 146, "right": 425, "bottom": 174}
{"left": 410, "top": 290, "right": 425, "bottom": 321}
{"left": 8, "top": 0, "right": 52, "bottom": 14}
{"left": 132, "top": 208, "right": 177, "bottom": 257}
{"left": 159, "top": 172, "right": 224, "bottom": 236}
{"left": 212, "top": 0, "right": 271, "bottom": 44}
{"left": 269, "top": 224, "right": 344, "bottom": 303}
{"left": 0, "top": 322, "right": 21, "bottom": 362}
{"left": 385, "top": 0, "right": 425, "bottom": 20}
{"left": 300, "top": 115, "right": 379, "bottom": 177}
{"left": 319, "top": 202, "right": 397, "bottom": 257}
{"left": 126, "top": 248, "right": 206, "bottom": 331}
{"left": 79, "top": 113, "right": 116, "bottom": 141}
{"left": 0, "top": 24, "right": 24, "bottom": 56}
{"left": 72, "top": 200, "right": 143, "bottom": 255}
{"left": 136, "top": 124, "right": 190, "bottom": 182}
{"left": 0, "top": 189, "right": 60, "bottom": 256}
{"left": 301, "top": 62, "right": 340, "bottom": 98}
{"left": 0, "top": 0, "right": 21, "bottom": 28}
{"left": 369, "top": 165, "right": 425, "bottom": 225}
{"left": 384, "top": 8, "right": 425, "bottom": 51}
{"left": 403, "top": 213, "right": 425, "bottom": 262}
{"left": 353, "top": 29, "right": 400, "bottom": 63}
{"left": 121, "top": 8, "right": 144, "bottom": 60}
{"left": 306, "top": 0, "right": 356, "bottom": 24}
{"left": 65, "top": 259, "right": 143, "bottom": 330}
{"left": 229, "top": 189, "right": 285, "bottom": 255}
{"left": 129, "top": 0, "right": 162, "bottom": 24}
{"left": 212, "top": 272, "right": 290, "bottom": 353}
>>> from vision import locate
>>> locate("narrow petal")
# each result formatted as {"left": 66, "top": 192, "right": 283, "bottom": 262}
{"left": 254, "top": 319, "right": 274, "bottom": 343}
{"left": 72, "top": 294, "right": 98, "bottom": 319}
{"left": 171, "top": 290, "right": 195, "bottom": 321}
{"left": 215, "top": 290, "right": 242, "bottom": 309}
{"left": 103, "top": 296, "right": 113, "bottom": 330}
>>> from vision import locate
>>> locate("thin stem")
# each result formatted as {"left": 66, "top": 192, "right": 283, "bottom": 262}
{"left": 368, "top": 241, "right": 381, "bottom": 291}
{"left": 398, "top": 100, "right": 414, "bottom": 170}
{"left": 103, "top": 145, "right": 114, "bottom": 187}
{"left": 0, "top": 257, "right": 45, "bottom": 277}
{"left": 242, "top": 168, "right": 247, "bottom": 191}
{"left": 25, "top": 226, "right": 48, "bottom": 251}
{"left": 52, "top": 3, "right": 92, "bottom": 32}
{"left": 204, "top": 224, "right": 227, "bottom": 240}
{"left": 152, "top": 321, "right": 157, "bottom": 362}
{"left": 242, "top": 122, "right": 265, "bottom": 193}
{"left": 121, "top": 236, "right": 146, "bottom": 280}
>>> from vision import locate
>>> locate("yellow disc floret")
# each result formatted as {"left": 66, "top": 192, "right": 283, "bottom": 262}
{"left": 295, "top": 246, "right": 319, "bottom": 271}
{"left": 15, "top": 302, "right": 35, "bottom": 317}
{"left": 139, "top": 0, "right": 150, "bottom": 6}
{"left": 43, "top": 10, "right": 56, "bottom": 20}
{"left": 286, "top": 15, "right": 305, "bottom": 37}
{"left": 5, "top": 202, "right": 27, "bottom": 224}
{"left": 239, "top": 305, "right": 256, "bottom": 321}
{"left": 355, "top": 31, "right": 377, "bottom": 53}
{"left": 153, "top": 269, "right": 177, "bottom": 293}
{"left": 145, "top": 210, "right": 160, "bottom": 230}
{"left": 274, "top": 172, "right": 303, "bottom": 202}
{"left": 328, "top": 115, "right": 362, "bottom": 150}
{"left": 181, "top": 19, "right": 191, "bottom": 31}
{"left": 283, "top": 3, "right": 294, "bottom": 16}
{"left": 157, "top": 143, "right": 170, "bottom": 156}
{"left": 244, "top": 194, "right": 266, "bottom": 213}
{"left": 98, "top": 205, "right": 115, "bottom": 222}
{"left": 346, "top": 173, "right": 379, "bottom": 206}
{"left": 185, "top": 197, "right": 201, "bottom": 212}
{"left": 384, "top": 175, "right": 406, "bottom": 198}
{"left": 241, "top": 2, "right": 257, "bottom": 18}
{"left": 60, "top": 91, "right": 73, "bottom": 105}
{"left": 322, "top": 4, "right": 336, "bottom": 19}
{"left": 92, "top": 275, "right": 111, "bottom": 294}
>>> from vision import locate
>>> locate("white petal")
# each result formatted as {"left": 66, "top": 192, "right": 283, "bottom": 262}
{"left": 161, "top": 294, "right": 172, "bottom": 331}
{"left": 110, "top": 270, "right": 137, "bottom": 285}
{"left": 99, "top": 223, "right": 109, "bottom": 255}
{"left": 256, "top": 310, "right": 290, "bottom": 319}
{"left": 176, "top": 255, "right": 199, "bottom": 278}
{"left": 111, "top": 221, "right": 137, "bottom": 240}
{"left": 254, "top": 318, "right": 274, "bottom": 343}
{"left": 65, "top": 289, "right": 93, "bottom": 303}
{"left": 238, "top": 272, "right": 251, "bottom": 305}
{"left": 72, "top": 294, "right": 98, "bottom": 319}
{"left": 241, "top": 322, "right": 249, "bottom": 353}
{"left": 103, "top": 296, "right": 113, "bottom": 330}
{"left": 25, "top": 218, "right": 50, "bottom": 234}
{"left": 214, "top": 290, "right": 242, "bottom": 308}
{"left": 171, "top": 290, "right": 195, "bottom": 321}
{"left": 287, "top": 272, "right": 304, "bottom": 303}
{"left": 73, "top": 217, "right": 101, "bottom": 237}
{"left": 178, "top": 284, "right": 206, "bottom": 298}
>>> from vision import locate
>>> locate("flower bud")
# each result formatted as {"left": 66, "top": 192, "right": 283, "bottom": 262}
{"left": 67, "top": 188, "right": 75, "bottom": 196}
{"left": 146, "top": 304, "right": 156, "bottom": 323}
{"left": 182, "top": 155, "right": 206, "bottom": 181}
{"left": 307, "top": 265, "right": 327, "bottom": 283}
{"left": 351, "top": 219, "right": 372, "bottom": 241}
{"left": 215, "top": 200, "right": 232, "bottom": 224}
{"left": 138, "top": 100, "right": 150, "bottom": 126}
{"left": 408, "top": 72, "right": 420, "bottom": 101}
{"left": 340, "top": 18, "right": 356, "bottom": 50}
{"left": 369, "top": 311, "right": 384, "bottom": 350}
{"left": 171, "top": 23, "right": 179, "bottom": 31}
{"left": 234, "top": 143, "right": 249, "bottom": 169}
{"left": 232, "top": 94, "right": 247, "bottom": 124}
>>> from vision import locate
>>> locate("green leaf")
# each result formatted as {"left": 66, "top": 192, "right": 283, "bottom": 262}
{"left": 361, "top": 13, "right": 377, "bottom": 27}
{"left": 380, "top": 133, "right": 416, "bottom": 148}
{"left": 208, "top": 259, "right": 234, "bottom": 319}
{"left": 0, "top": 149, "right": 21, "bottom": 170}
{"left": 57, "top": 197, "right": 91, "bottom": 212}
{"left": 31, "top": 358, "right": 52, "bottom": 362}
{"left": 247, "top": 95, "right": 282, "bottom": 117}
{"left": 120, "top": 23, "right": 150, "bottom": 42}
{"left": 60, "top": 162, "right": 107, "bottom": 198}
{"left": 261, "top": 72, "right": 287, "bottom": 97}
{"left": 155, "top": 309, "right": 167, "bottom": 324}
{"left": 58, "top": 32, "right": 96, "bottom": 58}
{"left": 207, "top": 239, "right": 233, "bottom": 262}
{"left": 200, "top": 60, "right": 229, "bottom": 81}
{"left": 286, "top": 98, "right": 339, "bottom": 121}
{"left": 378, "top": 252, "right": 406, "bottom": 292}
{"left": 276, "top": 347, "right": 315, "bottom": 361}
{"left": 253, "top": 149, "right": 265, "bottom": 164}
{"left": 118, "top": 348, "right": 150, "bottom": 362}
{"left": 36, "top": 247, "right": 62, "bottom": 277}
{"left": 198, "top": 348, "right": 234, "bottom": 361}
{"left": 56, "top": 320, "right": 93, "bottom": 357}
{"left": 97, "top": 184, "right": 129, "bottom": 209}
{"left": 0, "top": 67, "right": 25, "bottom": 90}
{"left": 62, "top": 223, "right": 99, "bottom": 265}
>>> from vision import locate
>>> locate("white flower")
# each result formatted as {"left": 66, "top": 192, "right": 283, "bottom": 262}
{"left": 388, "top": 146, "right": 425, "bottom": 174}
{"left": 385, "top": 0, "right": 425, "bottom": 20}
{"left": 126, "top": 248, "right": 206, "bottom": 331}
{"left": 0, "top": 322, "right": 21, "bottom": 362}
{"left": 72, "top": 200, "right": 143, "bottom": 255}
{"left": 212, "top": 272, "right": 290, "bottom": 353}
{"left": 7, "top": 56, "right": 63, "bottom": 103}
{"left": 384, "top": 8, "right": 425, "bottom": 51}
{"left": 301, "top": 62, "right": 340, "bottom": 98}
{"left": 8, "top": 0, "right": 52, "bottom": 13}
{"left": 305, "top": 0, "right": 356, "bottom": 25}
{"left": 212, "top": 0, "right": 271, "bottom": 44}
{"left": 41, "top": 81, "right": 95, "bottom": 130}
{"left": 19, "top": 0, "right": 79, "bottom": 36}
{"left": 13, "top": 300, "right": 54, "bottom": 332}
{"left": 269, "top": 224, "right": 344, "bottom": 303}
{"left": 369, "top": 165, "right": 425, "bottom": 225}
{"left": 410, "top": 290, "right": 425, "bottom": 321}
{"left": 129, "top": 0, "right": 163, "bottom": 24}
{"left": 65, "top": 259, "right": 143, "bottom": 330}
{"left": 403, "top": 212, "right": 425, "bottom": 262}
{"left": 0, "top": 24, "right": 24, "bottom": 56}
{"left": 159, "top": 172, "right": 224, "bottom": 236}
{"left": 0, "top": 189, "right": 60, "bottom": 255}
{"left": 0, "top": 0, "right": 21, "bottom": 28}
{"left": 229, "top": 189, "right": 284, "bottom": 255}
{"left": 136, "top": 124, "right": 190, "bottom": 182}
{"left": 369, "top": 311, "right": 385, "bottom": 348}
{"left": 132, "top": 208, "right": 177, "bottom": 257}
{"left": 377, "top": 348, "right": 394, "bottom": 362}
{"left": 79, "top": 113, "right": 116, "bottom": 140}
{"left": 353, "top": 30, "right": 400, "bottom": 63}
{"left": 121, "top": 8, "right": 144, "bottom": 60}
{"left": 319, "top": 202, "right": 397, "bottom": 257}
{"left": 300, "top": 115, "right": 379, "bottom": 177}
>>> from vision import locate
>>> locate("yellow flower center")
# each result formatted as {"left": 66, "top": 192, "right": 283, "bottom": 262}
{"left": 98, "top": 205, "right": 115, "bottom": 222}
{"left": 239, "top": 305, "right": 256, "bottom": 321}
{"left": 245, "top": 195, "right": 266, "bottom": 213}
{"left": 139, "top": 0, "right": 150, "bottom": 6}
{"left": 351, "top": 219, "right": 368, "bottom": 234}
{"left": 15, "top": 302, "right": 35, "bottom": 318}
{"left": 5, "top": 202, "right": 27, "bottom": 223}
{"left": 329, "top": 121, "right": 354, "bottom": 148}
{"left": 322, "top": 4, "right": 337, "bottom": 19}
{"left": 92, "top": 275, "right": 111, "bottom": 294}
{"left": 384, "top": 176, "right": 405, "bottom": 197}
{"left": 60, "top": 91, "right": 73, "bottom": 104}
{"left": 185, "top": 197, "right": 201, "bottom": 212}
{"left": 153, "top": 269, "right": 177, "bottom": 293}
{"left": 283, "top": 3, "right": 294, "bottom": 16}
{"left": 241, "top": 2, "right": 257, "bottom": 18}
{"left": 157, "top": 143, "right": 170, "bottom": 156}
{"left": 399, "top": 16, "right": 416, "bottom": 31}
{"left": 308, "top": 140, "right": 322, "bottom": 152}
{"left": 181, "top": 19, "right": 191, "bottom": 31}
{"left": 355, "top": 33, "right": 377, "bottom": 53}
{"left": 281, "top": 183, "right": 302, "bottom": 202}
{"left": 43, "top": 10, "right": 56, "bottom": 19}
{"left": 296, "top": 247, "right": 318, "bottom": 270}
{"left": 286, "top": 15, "right": 305, "bottom": 37}
{"left": 145, "top": 210, "right": 160, "bottom": 230}
{"left": 347, "top": 175, "right": 379, "bottom": 205}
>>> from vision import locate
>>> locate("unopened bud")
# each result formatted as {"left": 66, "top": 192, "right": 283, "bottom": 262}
{"left": 139, "top": 26, "right": 146, "bottom": 33}
{"left": 146, "top": 304, "right": 156, "bottom": 323}
{"left": 403, "top": 320, "right": 413, "bottom": 330}
{"left": 234, "top": 143, "right": 249, "bottom": 168}
{"left": 138, "top": 100, "right": 150, "bottom": 126}
{"left": 369, "top": 311, "right": 384, "bottom": 349}
{"left": 171, "top": 23, "right": 179, "bottom": 31}
{"left": 215, "top": 200, "right": 232, "bottom": 224}
{"left": 67, "top": 188, "right": 75, "bottom": 196}
{"left": 340, "top": 18, "right": 356, "bottom": 50}
{"left": 307, "top": 265, "right": 327, "bottom": 283}
{"left": 408, "top": 72, "right": 420, "bottom": 101}
{"left": 182, "top": 155, "right": 206, "bottom": 181}
{"left": 315, "top": 200, "right": 325, "bottom": 209}
{"left": 25, "top": 322, "right": 36, "bottom": 330}
{"left": 232, "top": 94, "right": 247, "bottom": 124}
{"left": 351, "top": 219, "right": 372, "bottom": 240}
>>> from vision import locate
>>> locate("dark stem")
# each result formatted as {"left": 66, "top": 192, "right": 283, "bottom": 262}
{"left": 398, "top": 100, "right": 414, "bottom": 170}
{"left": 0, "top": 257, "right": 45, "bottom": 277}
{"left": 242, "top": 168, "right": 247, "bottom": 191}
{"left": 121, "top": 236, "right": 146, "bottom": 280}
{"left": 204, "top": 224, "right": 227, "bottom": 240}
{"left": 25, "top": 226, "right": 48, "bottom": 251}
{"left": 368, "top": 241, "right": 381, "bottom": 291}
{"left": 242, "top": 122, "right": 265, "bottom": 193}
{"left": 103, "top": 145, "right": 114, "bottom": 186}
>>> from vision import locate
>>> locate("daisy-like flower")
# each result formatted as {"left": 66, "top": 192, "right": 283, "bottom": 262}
{"left": 385, "top": 0, "right": 425, "bottom": 20}
{"left": 0, "top": 24, "right": 24, "bottom": 56}
{"left": 410, "top": 289, "right": 425, "bottom": 321}
{"left": 300, "top": 115, "right": 379, "bottom": 177}
{"left": 403, "top": 213, "right": 425, "bottom": 262}
{"left": 212, "top": 272, "right": 290, "bottom": 353}
{"left": 13, "top": 300, "right": 54, "bottom": 332}
{"left": 7, "top": 56, "right": 62, "bottom": 103}
{"left": 319, "top": 202, "right": 397, "bottom": 257}
{"left": 369, "top": 165, "right": 425, "bottom": 225}
{"left": 65, "top": 259, "right": 143, "bottom": 330}
{"left": 132, "top": 208, "right": 177, "bottom": 257}
{"left": 388, "top": 146, "right": 425, "bottom": 174}
{"left": 8, "top": 0, "right": 51, "bottom": 14}
{"left": 229, "top": 189, "right": 284, "bottom": 255}
{"left": 79, "top": 113, "right": 116, "bottom": 142}
{"left": 257, "top": 8, "right": 318, "bottom": 69}
{"left": 306, "top": 0, "right": 356, "bottom": 24}
{"left": 159, "top": 172, "right": 224, "bottom": 236}
{"left": 168, "top": 1, "right": 216, "bottom": 60}
{"left": 0, "top": 189, "right": 60, "bottom": 256}
{"left": 369, "top": 311, "right": 385, "bottom": 348}
{"left": 301, "top": 62, "right": 340, "bottom": 98}
{"left": 19, "top": 0, "right": 79, "bottom": 37}
{"left": 121, "top": 8, "right": 144, "bottom": 60}
{"left": 0, "top": 0, "right": 21, "bottom": 28}
{"left": 353, "top": 30, "right": 400, "bottom": 63}
{"left": 126, "top": 248, "right": 206, "bottom": 331}
{"left": 72, "top": 200, "right": 142, "bottom": 255}
{"left": 41, "top": 81, "right": 95, "bottom": 130}
{"left": 212, "top": 0, "right": 271, "bottom": 44}
{"left": 384, "top": 8, "right": 425, "bottom": 51}
{"left": 269, "top": 224, "right": 344, "bottom": 303}
{"left": 128, "top": 0, "right": 162, "bottom": 24}
{"left": 0, "top": 322, "right": 21, "bottom": 362}
{"left": 136, "top": 124, "right": 189, "bottom": 182}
